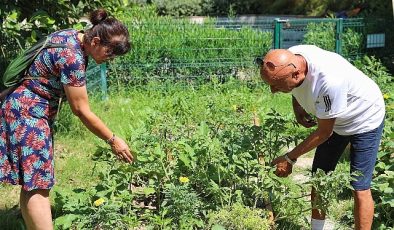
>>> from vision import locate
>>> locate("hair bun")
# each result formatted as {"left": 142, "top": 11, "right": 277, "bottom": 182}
{"left": 89, "top": 9, "right": 108, "bottom": 26}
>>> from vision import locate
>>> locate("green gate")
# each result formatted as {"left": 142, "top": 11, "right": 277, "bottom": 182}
{"left": 273, "top": 18, "right": 365, "bottom": 57}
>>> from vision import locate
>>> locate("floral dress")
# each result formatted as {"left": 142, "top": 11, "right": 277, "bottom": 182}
{"left": 0, "top": 29, "right": 87, "bottom": 191}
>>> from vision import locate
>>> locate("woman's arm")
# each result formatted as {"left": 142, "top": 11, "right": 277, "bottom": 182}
{"left": 63, "top": 84, "right": 133, "bottom": 163}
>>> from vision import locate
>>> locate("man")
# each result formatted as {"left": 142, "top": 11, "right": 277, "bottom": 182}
{"left": 257, "top": 45, "right": 385, "bottom": 230}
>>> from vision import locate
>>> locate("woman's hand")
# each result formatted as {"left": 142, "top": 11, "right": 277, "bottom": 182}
{"left": 110, "top": 136, "right": 134, "bottom": 163}
{"left": 63, "top": 85, "right": 135, "bottom": 163}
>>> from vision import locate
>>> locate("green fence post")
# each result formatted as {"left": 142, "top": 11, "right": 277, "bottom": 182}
{"left": 100, "top": 63, "right": 108, "bottom": 100}
{"left": 274, "top": 19, "right": 282, "bottom": 49}
{"left": 335, "top": 18, "right": 344, "bottom": 55}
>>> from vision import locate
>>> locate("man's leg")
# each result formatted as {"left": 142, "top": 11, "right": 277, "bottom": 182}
{"left": 311, "top": 187, "right": 325, "bottom": 219}
{"left": 20, "top": 188, "right": 53, "bottom": 230}
{"left": 353, "top": 189, "right": 374, "bottom": 230}
{"left": 350, "top": 121, "right": 384, "bottom": 230}
{"left": 311, "top": 132, "right": 350, "bottom": 229}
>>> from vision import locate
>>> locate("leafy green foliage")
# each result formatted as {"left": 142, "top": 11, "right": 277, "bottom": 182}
{"left": 303, "top": 22, "right": 363, "bottom": 57}
{"left": 52, "top": 60, "right": 393, "bottom": 227}
{"left": 0, "top": 0, "right": 133, "bottom": 76}
{"left": 303, "top": 22, "right": 335, "bottom": 51}
{"left": 122, "top": 0, "right": 394, "bottom": 18}
{"left": 0, "top": 0, "right": 133, "bottom": 41}
{"left": 207, "top": 203, "right": 271, "bottom": 230}
{"left": 353, "top": 56, "right": 393, "bottom": 92}
{"left": 153, "top": 0, "right": 203, "bottom": 17}
{"left": 53, "top": 81, "right": 309, "bottom": 228}
{"left": 306, "top": 169, "right": 357, "bottom": 215}
{"left": 372, "top": 163, "right": 394, "bottom": 229}
{"left": 162, "top": 183, "right": 204, "bottom": 228}
{"left": 342, "top": 28, "right": 363, "bottom": 57}
{"left": 53, "top": 160, "right": 139, "bottom": 229}
{"left": 353, "top": 55, "right": 394, "bottom": 229}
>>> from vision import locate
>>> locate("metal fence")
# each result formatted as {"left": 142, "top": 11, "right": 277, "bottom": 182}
{"left": 1, "top": 17, "right": 389, "bottom": 94}
{"left": 272, "top": 18, "right": 365, "bottom": 56}
{"left": 86, "top": 60, "right": 108, "bottom": 100}
{"left": 215, "top": 17, "right": 366, "bottom": 55}
{"left": 108, "top": 18, "right": 272, "bottom": 86}
{"left": 107, "top": 17, "right": 369, "bottom": 87}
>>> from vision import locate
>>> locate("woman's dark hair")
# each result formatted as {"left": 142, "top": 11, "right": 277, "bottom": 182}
{"left": 84, "top": 9, "right": 131, "bottom": 56}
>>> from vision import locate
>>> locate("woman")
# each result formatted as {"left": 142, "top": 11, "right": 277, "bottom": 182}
{"left": 0, "top": 9, "right": 134, "bottom": 229}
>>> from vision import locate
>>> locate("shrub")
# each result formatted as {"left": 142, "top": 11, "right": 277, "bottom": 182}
{"left": 207, "top": 203, "right": 271, "bottom": 230}
{"left": 153, "top": 0, "right": 203, "bottom": 17}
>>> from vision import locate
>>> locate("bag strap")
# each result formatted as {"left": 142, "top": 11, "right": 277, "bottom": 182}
{"left": 22, "top": 37, "right": 67, "bottom": 80}
{"left": 22, "top": 37, "right": 49, "bottom": 76}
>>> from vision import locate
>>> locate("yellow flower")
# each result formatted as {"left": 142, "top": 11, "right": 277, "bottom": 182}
{"left": 383, "top": 94, "right": 390, "bottom": 100}
{"left": 232, "top": 105, "right": 237, "bottom": 111}
{"left": 179, "top": 176, "right": 190, "bottom": 183}
{"left": 94, "top": 197, "right": 105, "bottom": 207}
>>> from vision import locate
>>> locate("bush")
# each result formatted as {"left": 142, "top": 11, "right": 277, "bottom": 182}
{"left": 207, "top": 203, "right": 271, "bottom": 230}
{"left": 153, "top": 0, "right": 203, "bottom": 17}
{"left": 161, "top": 183, "right": 204, "bottom": 228}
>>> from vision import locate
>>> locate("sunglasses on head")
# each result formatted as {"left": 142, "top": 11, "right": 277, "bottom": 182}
{"left": 254, "top": 57, "right": 297, "bottom": 79}
{"left": 255, "top": 57, "right": 296, "bottom": 69}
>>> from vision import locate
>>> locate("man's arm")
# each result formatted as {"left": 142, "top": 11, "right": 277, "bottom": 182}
{"left": 271, "top": 118, "right": 335, "bottom": 177}
{"left": 287, "top": 118, "right": 335, "bottom": 159}
{"left": 292, "top": 96, "right": 317, "bottom": 128}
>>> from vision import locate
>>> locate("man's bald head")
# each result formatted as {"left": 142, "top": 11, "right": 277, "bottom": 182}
{"left": 260, "top": 49, "right": 297, "bottom": 81}
{"left": 258, "top": 48, "right": 307, "bottom": 93}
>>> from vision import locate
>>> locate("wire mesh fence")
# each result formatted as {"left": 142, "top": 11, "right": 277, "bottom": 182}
{"left": 107, "top": 17, "right": 367, "bottom": 89}
{"left": 1, "top": 16, "right": 389, "bottom": 94}
{"left": 107, "top": 18, "right": 272, "bottom": 87}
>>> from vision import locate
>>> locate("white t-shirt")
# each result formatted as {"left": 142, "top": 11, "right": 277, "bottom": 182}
{"left": 289, "top": 45, "right": 385, "bottom": 135}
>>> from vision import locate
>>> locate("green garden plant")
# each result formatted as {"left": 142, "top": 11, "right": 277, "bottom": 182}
{"left": 207, "top": 202, "right": 271, "bottom": 230}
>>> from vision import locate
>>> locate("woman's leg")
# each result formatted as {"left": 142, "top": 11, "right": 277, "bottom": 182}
{"left": 20, "top": 189, "right": 33, "bottom": 228}
{"left": 20, "top": 188, "right": 53, "bottom": 230}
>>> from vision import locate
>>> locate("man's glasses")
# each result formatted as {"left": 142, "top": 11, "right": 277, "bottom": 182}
{"left": 255, "top": 57, "right": 296, "bottom": 78}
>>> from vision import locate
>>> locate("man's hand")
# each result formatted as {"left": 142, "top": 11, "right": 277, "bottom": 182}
{"left": 271, "top": 155, "right": 293, "bottom": 177}
{"left": 292, "top": 96, "right": 316, "bottom": 128}
{"left": 294, "top": 106, "right": 316, "bottom": 128}
{"left": 110, "top": 137, "right": 134, "bottom": 163}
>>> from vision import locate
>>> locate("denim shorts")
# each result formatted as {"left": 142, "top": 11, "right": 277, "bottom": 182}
{"left": 312, "top": 120, "right": 384, "bottom": 191}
